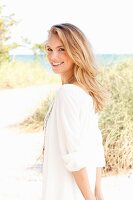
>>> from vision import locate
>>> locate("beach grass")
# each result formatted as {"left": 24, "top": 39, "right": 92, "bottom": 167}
{"left": 99, "top": 58, "right": 133, "bottom": 175}
{"left": 18, "top": 92, "right": 55, "bottom": 132}
{"left": 0, "top": 58, "right": 133, "bottom": 175}
{"left": 0, "top": 60, "right": 60, "bottom": 88}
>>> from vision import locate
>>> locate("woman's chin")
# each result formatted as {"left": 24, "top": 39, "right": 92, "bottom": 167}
{"left": 52, "top": 67, "right": 61, "bottom": 74}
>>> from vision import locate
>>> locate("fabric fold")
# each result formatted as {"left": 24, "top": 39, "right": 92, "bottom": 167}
{"left": 55, "top": 85, "right": 87, "bottom": 171}
{"left": 62, "top": 150, "right": 87, "bottom": 171}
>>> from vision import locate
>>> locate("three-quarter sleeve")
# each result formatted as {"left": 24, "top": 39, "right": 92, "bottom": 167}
{"left": 55, "top": 86, "right": 87, "bottom": 172}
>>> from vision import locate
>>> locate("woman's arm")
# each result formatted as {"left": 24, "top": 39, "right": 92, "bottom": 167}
{"left": 95, "top": 167, "right": 104, "bottom": 200}
{"left": 72, "top": 167, "right": 95, "bottom": 200}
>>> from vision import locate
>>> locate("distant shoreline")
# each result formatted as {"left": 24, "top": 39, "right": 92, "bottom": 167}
{"left": 9, "top": 54, "right": 133, "bottom": 69}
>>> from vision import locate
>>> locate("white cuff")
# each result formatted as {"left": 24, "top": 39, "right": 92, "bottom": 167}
{"left": 62, "top": 151, "right": 87, "bottom": 171}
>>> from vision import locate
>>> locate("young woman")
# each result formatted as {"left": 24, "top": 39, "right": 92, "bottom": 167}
{"left": 42, "top": 23, "right": 106, "bottom": 200}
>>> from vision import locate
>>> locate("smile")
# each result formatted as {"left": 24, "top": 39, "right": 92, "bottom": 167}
{"left": 52, "top": 62, "right": 64, "bottom": 66}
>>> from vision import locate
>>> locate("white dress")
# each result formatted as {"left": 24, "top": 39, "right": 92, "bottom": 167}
{"left": 42, "top": 84, "right": 105, "bottom": 200}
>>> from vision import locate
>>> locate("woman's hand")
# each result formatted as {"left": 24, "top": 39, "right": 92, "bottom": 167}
{"left": 85, "top": 193, "right": 96, "bottom": 200}
{"left": 85, "top": 196, "right": 95, "bottom": 200}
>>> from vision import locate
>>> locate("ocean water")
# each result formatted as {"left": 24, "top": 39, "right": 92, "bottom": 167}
{"left": 10, "top": 54, "right": 133, "bottom": 70}
{"left": 10, "top": 54, "right": 51, "bottom": 70}
{"left": 96, "top": 54, "right": 133, "bottom": 66}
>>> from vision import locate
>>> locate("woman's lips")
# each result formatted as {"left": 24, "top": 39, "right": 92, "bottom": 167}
{"left": 52, "top": 62, "right": 64, "bottom": 67}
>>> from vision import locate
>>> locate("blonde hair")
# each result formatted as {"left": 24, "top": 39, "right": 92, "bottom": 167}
{"left": 48, "top": 23, "right": 106, "bottom": 112}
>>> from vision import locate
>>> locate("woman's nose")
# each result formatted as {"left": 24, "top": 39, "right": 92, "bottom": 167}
{"left": 49, "top": 51, "right": 59, "bottom": 61}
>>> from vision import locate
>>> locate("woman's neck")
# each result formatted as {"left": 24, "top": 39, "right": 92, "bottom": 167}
{"left": 61, "top": 74, "right": 77, "bottom": 85}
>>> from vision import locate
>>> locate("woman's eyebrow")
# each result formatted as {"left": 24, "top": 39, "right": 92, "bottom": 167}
{"left": 45, "top": 44, "right": 50, "bottom": 48}
{"left": 56, "top": 45, "right": 64, "bottom": 48}
{"left": 46, "top": 45, "right": 64, "bottom": 49}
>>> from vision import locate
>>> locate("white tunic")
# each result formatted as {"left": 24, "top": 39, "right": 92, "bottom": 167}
{"left": 42, "top": 84, "right": 105, "bottom": 200}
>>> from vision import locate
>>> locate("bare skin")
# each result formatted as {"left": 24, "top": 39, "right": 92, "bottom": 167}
{"left": 72, "top": 167, "right": 104, "bottom": 200}
{"left": 95, "top": 168, "right": 104, "bottom": 200}
{"left": 72, "top": 167, "right": 96, "bottom": 200}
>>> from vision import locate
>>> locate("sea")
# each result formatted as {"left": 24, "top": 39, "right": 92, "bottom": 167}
{"left": 10, "top": 54, "right": 133, "bottom": 70}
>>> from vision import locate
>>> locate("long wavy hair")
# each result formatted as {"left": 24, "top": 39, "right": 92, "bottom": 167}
{"left": 47, "top": 23, "right": 106, "bottom": 112}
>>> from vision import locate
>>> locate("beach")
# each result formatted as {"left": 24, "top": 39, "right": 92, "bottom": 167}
{"left": 0, "top": 85, "right": 133, "bottom": 200}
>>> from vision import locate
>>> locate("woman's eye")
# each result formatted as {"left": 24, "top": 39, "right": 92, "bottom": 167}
{"left": 59, "top": 48, "right": 65, "bottom": 52}
{"left": 47, "top": 48, "right": 52, "bottom": 52}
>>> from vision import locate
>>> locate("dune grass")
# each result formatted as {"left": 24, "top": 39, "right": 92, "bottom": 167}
{"left": 0, "top": 60, "right": 60, "bottom": 88}
{"left": 99, "top": 59, "right": 133, "bottom": 175}
{"left": 18, "top": 92, "right": 55, "bottom": 132}
{"left": 1, "top": 58, "right": 133, "bottom": 175}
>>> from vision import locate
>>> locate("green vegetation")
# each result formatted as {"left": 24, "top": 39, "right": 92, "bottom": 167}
{"left": 0, "top": 4, "right": 18, "bottom": 63}
{"left": 19, "top": 93, "right": 55, "bottom": 132}
{"left": 0, "top": 61, "right": 60, "bottom": 88}
{"left": 0, "top": 4, "right": 44, "bottom": 65}
{"left": 99, "top": 59, "right": 133, "bottom": 175}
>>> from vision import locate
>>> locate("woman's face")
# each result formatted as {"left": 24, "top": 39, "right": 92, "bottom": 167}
{"left": 45, "top": 33, "right": 74, "bottom": 79}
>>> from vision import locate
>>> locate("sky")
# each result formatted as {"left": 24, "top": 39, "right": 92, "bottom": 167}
{"left": 1, "top": 0, "right": 133, "bottom": 54}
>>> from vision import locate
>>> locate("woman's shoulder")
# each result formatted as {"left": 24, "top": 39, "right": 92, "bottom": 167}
{"left": 56, "top": 84, "right": 93, "bottom": 103}
{"left": 57, "top": 84, "right": 79, "bottom": 95}
{"left": 55, "top": 84, "right": 79, "bottom": 102}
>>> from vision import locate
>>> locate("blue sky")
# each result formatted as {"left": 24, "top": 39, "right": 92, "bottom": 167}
{"left": 1, "top": 0, "right": 133, "bottom": 54}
